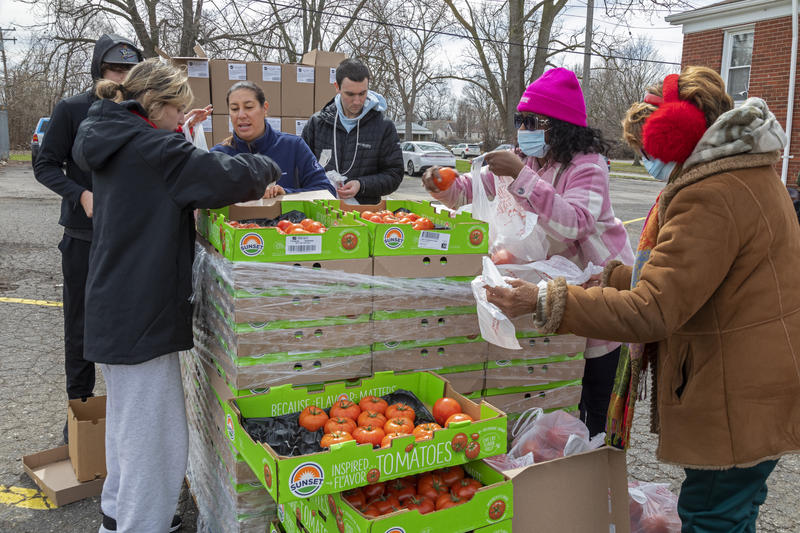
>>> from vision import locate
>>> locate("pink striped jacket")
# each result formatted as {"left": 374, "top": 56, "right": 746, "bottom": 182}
{"left": 433, "top": 152, "right": 635, "bottom": 358}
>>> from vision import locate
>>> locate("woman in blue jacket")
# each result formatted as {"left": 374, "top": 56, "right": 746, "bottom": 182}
{"left": 211, "top": 81, "right": 336, "bottom": 198}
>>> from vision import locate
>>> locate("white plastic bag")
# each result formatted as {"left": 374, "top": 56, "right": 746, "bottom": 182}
{"left": 184, "top": 113, "right": 209, "bottom": 151}
{"left": 498, "top": 256, "right": 603, "bottom": 285}
{"left": 471, "top": 256, "right": 522, "bottom": 350}
{"left": 508, "top": 408, "right": 602, "bottom": 463}
{"left": 470, "top": 156, "right": 549, "bottom": 263}
{"left": 629, "top": 481, "right": 682, "bottom": 533}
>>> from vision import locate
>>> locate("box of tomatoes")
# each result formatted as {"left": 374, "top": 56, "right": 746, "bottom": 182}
{"left": 221, "top": 371, "right": 508, "bottom": 503}
{"left": 283, "top": 459, "right": 513, "bottom": 532}
{"left": 323, "top": 199, "right": 489, "bottom": 259}
{"left": 206, "top": 199, "right": 371, "bottom": 262}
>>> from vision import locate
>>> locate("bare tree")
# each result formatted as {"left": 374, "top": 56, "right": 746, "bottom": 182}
{"left": 416, "top": 82, "right": 454, "bottom": 122}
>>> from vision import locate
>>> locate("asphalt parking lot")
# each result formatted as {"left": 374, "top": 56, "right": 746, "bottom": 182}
{"left": 0, "top": 161, "right": 797, "bottom": 532}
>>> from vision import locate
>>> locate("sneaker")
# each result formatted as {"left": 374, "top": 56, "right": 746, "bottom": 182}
{"left": 102, "top": 512, "right": 182, "bottom": 531}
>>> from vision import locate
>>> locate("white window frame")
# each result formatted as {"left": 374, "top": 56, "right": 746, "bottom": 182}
{"left": 720, "top": 24, "right": 755, "bottom": 104}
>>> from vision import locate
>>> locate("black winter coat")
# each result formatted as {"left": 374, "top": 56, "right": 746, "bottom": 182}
{"left": 301, "top": 100, "right": 403, "bottom": 204}
{"left": 72, "top": 99, "right": 278, "bottom": 364}
{"left": 34, "top": 34, "right": 142, "bottom": 235}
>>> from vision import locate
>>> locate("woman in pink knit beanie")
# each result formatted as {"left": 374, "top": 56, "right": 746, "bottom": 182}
{"left": 422, "top": 67, "right": 633, "bottom": 437}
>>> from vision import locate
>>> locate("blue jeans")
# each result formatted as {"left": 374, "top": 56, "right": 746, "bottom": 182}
{"left": 678, "top": 459, "right": 778, "bottom": 533}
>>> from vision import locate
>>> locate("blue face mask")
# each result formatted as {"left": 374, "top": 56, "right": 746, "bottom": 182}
{"left": 517, "top": 129, "right": 549, "bottom": 158}
{"left": 642, "top": 156, "right": 677, "bottom": 182}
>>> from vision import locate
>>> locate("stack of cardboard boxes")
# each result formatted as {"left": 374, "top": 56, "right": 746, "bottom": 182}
{"left": 170, "top": 50, "right": 343, "bottom": 149}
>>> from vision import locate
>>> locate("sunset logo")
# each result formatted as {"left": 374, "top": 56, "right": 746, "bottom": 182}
{"left": 226, "top": 414, "right": 235, "bottom": 441}
{"left": 288, "top": 462, "right": 325, "bottom": 497}
{"left": 383, "top": 227, "right": 404, "bottom": 249}
{"left": 239, "top": 232, "right": 264, "bottom": 256}
{"left": 384, "top": 528, "right": 406, "bottom": 533}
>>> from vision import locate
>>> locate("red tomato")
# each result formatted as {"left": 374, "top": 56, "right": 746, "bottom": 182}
{"left": 360, "top": 210, "right": 375, "bottom": 219}
{"left": 367, "top": 493, "right": 402, "bottom": 515}
{"left": 380, "top": 432, "right": 410, "bottom": 448}
{"left": 307, "top": 221, "right": 324, "bottom": 232}
{"left": 362, "top": 482, "right": 385, "bottom": 500}
{"left": 385, "top": 403, "right": 416, "bottom": 423}
{"left": 412, "top": 217, "right": 434, "bottom": 231}
{"left": 417, "top": 473, "right": 448, "bottom": 501}
{"left": 434, "top": 167, "right": 458, "bottom": 191}
{"left": 436, "top": 492, "right": 467, "bottom": 510}
{"left": 324, "top": 417, "right": 356, "bottom": 435}
{"left": 405, "top": 495, "right": 435, "bottom": 515}
{"left": 352, "top": 425, "right": 386, "bottom": 447}
{"left": 450, "top": 477, "right": 482, "bottom": 500}
{"left": 368, "top": 214, "right": 384, "bottom": 223}
{"left": 412, "top": 422, "right": 442, "bottom": 442}
{"left": 432, "top": 397, "right": 462, "bottom": 426}
{"left": 342, "top": 488, "right": 366, "bottom": 509}
{"left": 359, "top": 395, "right": 388, "bottom": 414}
{"left": 319, "top": 431, "right": 354, "bottom": 448}
{"left": 298, "top": 406, "right": 328, "bottom": 431}
{"left": 362, "top": 503, "right": 382, "bottom": 517}
{"left": 384, "top": 418, "right": 414, "bottom": 435}
{"left": 436, "top": 465, "right": 465, "bottom": 486}
{"left": 276, "top": 220, "right": 292, "bottom": 231}
{"left": 445, "top": 412, "right": 473, "bottom": 428}
{"left": 329, "top": 399, "right": 361, "bottom": 420}
{"left": 358, "top": 410, "right": 387, "bottom": 428}
{"left": 385, "top": 478, "right": 416, "bottom": 503}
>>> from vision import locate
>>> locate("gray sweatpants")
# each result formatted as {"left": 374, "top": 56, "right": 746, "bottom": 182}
{"left": 98, "top": 352, "right": 188, "bottom": 533}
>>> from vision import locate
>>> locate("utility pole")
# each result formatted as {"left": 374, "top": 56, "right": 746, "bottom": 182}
{"left": 0, "top": 27, "right": 16, "bottom": 106}
{"left": 581, "top": 0, "right": 594, "bottom": 112}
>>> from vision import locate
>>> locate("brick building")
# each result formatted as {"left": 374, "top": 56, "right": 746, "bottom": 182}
{"left": 667, "top": 0, "right": 800, "bottom": 185}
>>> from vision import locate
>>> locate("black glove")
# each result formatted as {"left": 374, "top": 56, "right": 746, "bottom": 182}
{"left": 258, "top": 155, "right": 282, "bottom": 186}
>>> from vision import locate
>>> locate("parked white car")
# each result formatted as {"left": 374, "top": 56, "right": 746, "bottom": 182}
{"left": 451, "top": 143, "right": 482, "bottom": 158}
{"left": 401, "top": 141, "right": 456, "bottom": 176}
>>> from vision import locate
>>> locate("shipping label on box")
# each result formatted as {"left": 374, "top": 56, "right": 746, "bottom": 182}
{"left": 262, "top": 64, "right": 282, "bottom": 82}
{"left": 267, "top": 117, "right": 282, "bottom": 132}
{"left": 171, "top": 57, "right": 211, "bottom": 111}
{"left": 228, "top": 62, "right": 247, "bottom": 80}
{"left": 281, "top": 64, "right": 315, "bottom": 116}
{"left": 246, "top": 61, "right": 282, "bottom": 115}
{"left": 296, "top": 66, "right": 315, "bottom": 84}
{"left": 187, "top": 59, "right": 209, "bottom": 78}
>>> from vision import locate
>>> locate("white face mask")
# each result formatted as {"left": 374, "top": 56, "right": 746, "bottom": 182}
{"left": 517, "top": 129, "right": 549, "bottom": 157}
{"left": 642, "top": 156, "right": 677, "bottom": 182}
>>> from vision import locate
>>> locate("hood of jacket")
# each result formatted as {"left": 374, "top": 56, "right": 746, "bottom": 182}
{"left": 319, "top": 90, "right": 387, "bottom": 129}
{"left": 91, "top": 34, "right": 143, "bottom": 81}
{"left": 73, "top": 99, "right": 156, "bottom": 172}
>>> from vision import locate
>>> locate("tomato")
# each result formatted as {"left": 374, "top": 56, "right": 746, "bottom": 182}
{"left": 384, "top": 418, "right": 414, "bottom": 435}
{"left": 436, "top": 465, "right": 465, "bottom": 487}
{"left": 450, "top": 432, "right": 468, "bottom": 452}
{"left": 362, "top": 481, "right": 384, "bottom": 500}
{"left": 368, "top": 214, "right": 384, "bottom": 223}
{"left": 385, "top": 478, "right": 416, "bottom": 503}
{"left": 320, "top": 431, "right": 354, "bottom": 448}
{"left": 451, "top": 477, "right": 482, "bottom": 500}
{"left": 412, "top": 217, "right": 434, "bottom": 231}
{"left": 488, "top": 499, "right": 507, "bottom": 520}
{"left": 300, "top": 218, "right": 316, "bottom": 230}
{"left": 490, "top": 248, "right": 516, "bottom": 265}
{"left": 406, "top": 213, "right": 420, "bottom": 221}
{"left": 366, "top": 493, "right": 402, "bottom": 515}
{"left": 360, "top": 210, "right": 375, "bottom": 220}
{"left": 432, "top": 397, "right": 462, "bottom": 426}
{"left": 298, "top": 406, "right": 329, "bottom": 431}
{"left": 434, "top": 167, "right": 458, "bottom": 191}
{"left": 465, "top": 440, "right": 481, "bottom": 459}
{"left": 329, "top": 399, "right": 360, "bottom": 420}
{"left": 417, "top": 473, "right": 448, "bottom": 501}
{"left": 358, "top": 395, "right": 388, "bottom": 414}
{"left": 397, "top": 217, "right": 413, "bottom": 224}
{"left": 343, "top": 488, "right": 366, "bottom": 509}
{"left": 366, "top": 468, "right": 381, "bottom": 484}
{"left": 380, "top": 432, "right": 410, "bottom": 448}
{"left": 405, "top": 495, "right": 435, "bottom": 515}
{"left": 324, "top": 417, "right": 357, "bottom": 435}
{"left": 357, "top": 410, "right": 387, "bottom": 428}
{"left": 412, "top": 422, "right": 442, "bottom": 442}
{"left": 362, "top": 503, "right": 382, "bottom": 517}
{"left": 445, "top": 412, "right": 474, "bottom": 428}
{"left": 385, "top": 403, "right": 416, "bottom": 423}
{"left": 352, "top": 425, "right": 386, "bottom": 447}
{"left": 307, "top": 221, "right": 324, "bottom": 232}
{"left": 436, "top": 492, "right": 467, "bottom": 510}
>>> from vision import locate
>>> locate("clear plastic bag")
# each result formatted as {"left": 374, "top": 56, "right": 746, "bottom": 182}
{"left": 470, "top": 156, "right": 549, "bottom": 264}
{"left": 628, "top": 480, "right": 682, "bottom": 533}
{"left": 508, "top": 408, "right": 602, "bottom": 463}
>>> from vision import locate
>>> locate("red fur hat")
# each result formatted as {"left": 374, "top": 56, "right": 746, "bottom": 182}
{"left": 642, "top": 74, "right": 707, "bottom": 163}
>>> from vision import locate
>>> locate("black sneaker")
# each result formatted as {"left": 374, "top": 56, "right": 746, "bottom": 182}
{"left": 102, "top": 512, "right": 182, "bottom": 531}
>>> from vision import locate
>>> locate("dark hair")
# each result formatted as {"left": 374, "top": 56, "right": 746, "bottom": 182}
{"left": 335, "top": 58, "right": 370, "bottom": 86}
{"left": 545, "top": 118, "right": 610, "bottom": 168}
{"left": 226, "top": 81, "right": 265, "bottom": 106}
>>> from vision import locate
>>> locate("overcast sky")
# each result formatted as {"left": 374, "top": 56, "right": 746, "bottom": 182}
{"left": 1, "top": 0, "right": 720, "bottom": 68}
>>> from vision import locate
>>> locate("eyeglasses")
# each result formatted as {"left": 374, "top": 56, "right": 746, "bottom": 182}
{"left": 514, "top": 113, "right": 549, "bottom": 130}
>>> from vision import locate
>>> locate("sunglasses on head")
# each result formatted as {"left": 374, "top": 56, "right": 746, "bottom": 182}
{"left": 514, "top": 113, "right": 550, "bottom": 130}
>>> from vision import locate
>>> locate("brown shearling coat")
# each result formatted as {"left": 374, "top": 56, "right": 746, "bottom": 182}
{"left": 543, "top": 151, "right": 800, "bottom": 469}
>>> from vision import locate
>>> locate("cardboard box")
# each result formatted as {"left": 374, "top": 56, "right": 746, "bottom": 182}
{"left": 484, "top": 355, "right": 585, "bottom": 389}
{"left": 211, "top": 114, "right": 232, "bottom": 146}
{"left": 315, "top": 65, "right": 338, "bottom": 112}
{"left": 22, "top": 445, "right": 104, "bottom": 506}
{"left": 488, "top": 333, "right": 587, "bottom": 359}
{"left": 222, "top": 371, "right": 508, "bottom": 503}
{"left": 170, "top": 57, "right": 211, "bottom": 111}
{"left": 481, "top": 381, "right": 583, "bottom": 414}
{"left": 301, "top": 50, "right": 347, "bottom": 68}
{"left": 280, "top": 117, "right": 309, "bottom": 137}
{"left": 372, "top": 308, "right": 480, "bottom": 343}
{"left": 435, "top": 367, "right": 486, "bottom": 395}
{"left": 371, "top": 337, "right": 488, "bottom": 373}
{"left": 246, "top": 61, "right": 282, "bottom": 116}
{"left": 68, "top": 396, "right": 106, "bottom": 482}
{"left": 281, "top": 64, "right": 315, "bottom": 117}
{"left": 504, "top": 447, "right": 630, "bottom": 532}
{"left": 210, "top": 59, "right": 249, "bottom": 110}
